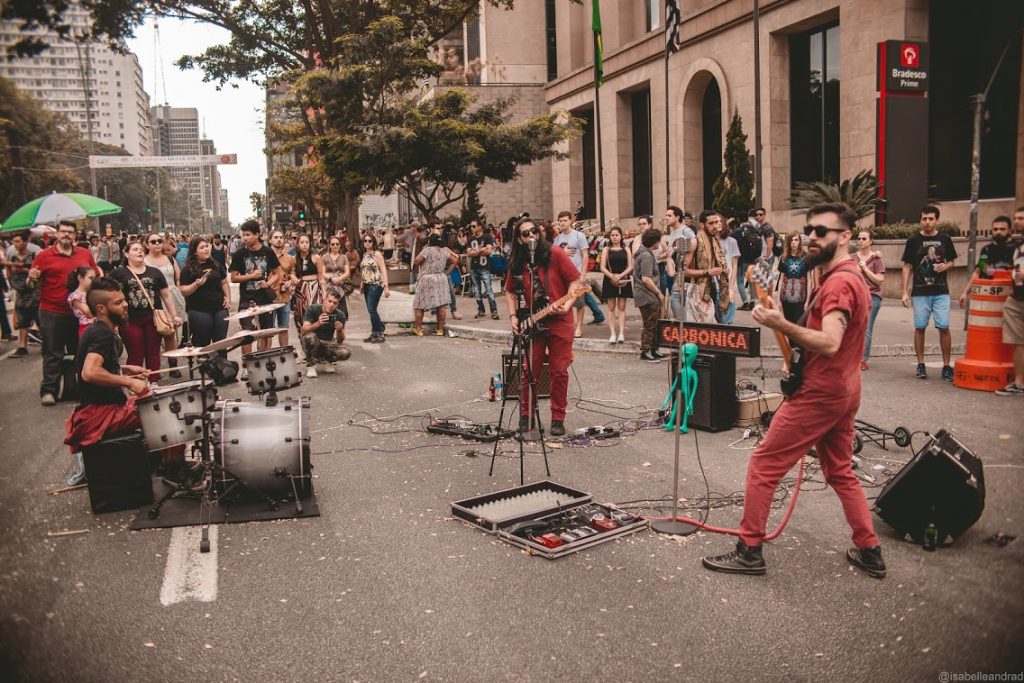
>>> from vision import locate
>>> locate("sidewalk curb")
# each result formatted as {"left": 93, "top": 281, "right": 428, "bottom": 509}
{"left": 445, "top": 324, "right": 965, "bottom": 359}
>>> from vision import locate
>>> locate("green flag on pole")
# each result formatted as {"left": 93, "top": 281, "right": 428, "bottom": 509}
{"left": 592, "top": 0, "right": 603, "bottom": 87}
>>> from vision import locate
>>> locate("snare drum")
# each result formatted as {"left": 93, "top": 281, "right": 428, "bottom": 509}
{"left": 242, "top": 346, "right": 301, "bottom": 395}
{"left": 136, "top": 380, "right": 218, "bottom": 451}
{"left": 214, "top": 397, "right": 311, "bottom": 498}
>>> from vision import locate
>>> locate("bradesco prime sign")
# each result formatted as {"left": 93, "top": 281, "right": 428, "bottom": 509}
{"left": 882, "top": 40, "right": 929, "bottom": 92}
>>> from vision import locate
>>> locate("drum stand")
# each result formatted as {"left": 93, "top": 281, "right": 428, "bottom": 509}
{"left": 489, "top": 259, "right": 550, "bottom": 485}
{"left": 148, "top": 339, "right": 283, "bottom": 553}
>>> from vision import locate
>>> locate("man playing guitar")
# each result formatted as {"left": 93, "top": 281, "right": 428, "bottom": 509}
{"left": 702, "top": 203, "right": 886, "bottom": 579}
{"left": 504, "top": 217, "right": 581, "bottom": 437}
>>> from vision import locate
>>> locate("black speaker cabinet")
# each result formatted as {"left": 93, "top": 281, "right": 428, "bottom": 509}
{"left": 875, "top": 429, "right": 985, "bottom": 544}
{"left": 669, "top": 352, "right": 736, "bottom": 432}
{"left": 82, "top": 431, "right": 153, "bottom": 514}
{"left": 502, "top": 352, "right": 551, "bottom": 400}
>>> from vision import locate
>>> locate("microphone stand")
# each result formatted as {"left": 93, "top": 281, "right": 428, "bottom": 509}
{"left": 652, "top": 234, "right": 699, "bottom": 536}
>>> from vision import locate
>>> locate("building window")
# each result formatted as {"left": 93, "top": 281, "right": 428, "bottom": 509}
{"left": 702, "top": 78, "right": 723, "bottom": 209}
{"left": 631, "top": 90, "right": 653, "bottom": 216}
{"left": 789, "top": 22, "right": 840, "bottom": 184}
{"left": 928, "top": 2, "right": 1023, "bottom": 200}
{"left": 545, "top": 0, "right": 558, "bottom": 81}
{"left": 645, "top": 0, "right": 660, "bottom": 33}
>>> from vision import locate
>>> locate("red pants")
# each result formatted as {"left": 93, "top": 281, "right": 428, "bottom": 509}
{"left": 739, "top": 391, "right": 879, "bottom": 550}
{"left": 120, "top": 315, "right": 162, "bottom": 371}
{"left": 519, "top": 323, "right": 573, "bottom": 422}
{"left": 65, "top": 396, "right": 142, "bottom": 453}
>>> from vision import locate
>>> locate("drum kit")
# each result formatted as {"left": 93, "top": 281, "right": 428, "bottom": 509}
{"left": 138, "top": 302, "right": 314, "bottom": 550}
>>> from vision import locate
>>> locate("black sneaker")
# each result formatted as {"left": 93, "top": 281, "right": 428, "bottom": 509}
{"left": 846, "top": 545, "right": 886, "bottom": 579}
{"left": 587, "top": 319, "right": 605, "bottom": 326}
{"left": 941, "top": 365, "right": 954, "bottom": 382}
{"left": 640, "top": 351, "right": 661, "bottom": 363}
{"left": 651, "top": 349, "right": 668, "bottom": 360}
{"left": 474, "top": 311, "right": 486, "bottom": 319}
{"left": 27, "top": 330, "right": 42, "bottom": 345}
{"left": 995, "top": 383, "right": 1024, "bottom": 396}
{"left": 490, "top": 311, "right": 500, "bottom": 320}
{"left": 701, "top": 540, "right": 767, "bottom": 575}
{"left": 550, "top": 420, "right": 565, "bottom": 437}
{"left": 363, "top": 335, "right": 376, "bottom": 343}
{"left": 13, "top": 347, "right": 28, "bottom": 357}
{"left": 915, "top": 363, "right": 927, "bottom": 379}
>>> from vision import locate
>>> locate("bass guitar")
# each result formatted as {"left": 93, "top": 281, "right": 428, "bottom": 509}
{"left": 517, "top": 280, "right": 593, "bottom": 338}
{"left": 747, "top": 260, "right": 803, "bottom": 397}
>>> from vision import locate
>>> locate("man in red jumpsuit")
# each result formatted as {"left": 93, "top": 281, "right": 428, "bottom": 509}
{"left": 504, "top": 217, "right": 579, "bottom": 438}
{"left": 702, "top": 203, "right": 886, "bottom": 579}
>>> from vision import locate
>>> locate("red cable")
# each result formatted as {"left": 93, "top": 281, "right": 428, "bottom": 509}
{"left": 644, "top": 457, "right": 806, "bottom": 541}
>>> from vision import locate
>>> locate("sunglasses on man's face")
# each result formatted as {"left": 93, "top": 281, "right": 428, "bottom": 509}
{"left": 149, "top": 239, "right": 163, "bottom": 244}
{"left": 520, "top": 227, "right": 539, "bottom": 237}
{"left": 804, "top": 224, "right": 844, "bottom": 238}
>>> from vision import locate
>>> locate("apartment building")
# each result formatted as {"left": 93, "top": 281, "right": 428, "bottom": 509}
{"left": 0, "top": 6, "right": 153, "bottom": 156}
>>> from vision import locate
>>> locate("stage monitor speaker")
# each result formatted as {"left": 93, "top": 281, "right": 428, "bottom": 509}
{"left": 82, "top": 431, "right": 153, "bottom": 514}
{"left": 874, "top": 429, "right": 985, "bottom": 544}
{"left": 502, "top": 351, "right": 551, "bottom": 400}
{"left": 669, "top": 352, "right": 736, "bottom": 432}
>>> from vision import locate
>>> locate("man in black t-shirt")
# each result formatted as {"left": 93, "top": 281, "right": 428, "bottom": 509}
{"left": 901, "top": 205, "right": 958, "bottom": 381}
{"left": 230, "top": 220, "right": 281, "bottom": 356}
{"left": 300, "top": 291, "right": 351, "bottom": 377}
{"left": 467, "top": 221, "right": 498, "bottom": 318}
{"left": 958, "top": 216, "right": 1020, "bottom": 307}
{"left": 65, "top": 277, "right": 150, "bottom": 456}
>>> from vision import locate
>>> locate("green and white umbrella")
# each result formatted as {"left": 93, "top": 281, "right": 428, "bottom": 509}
{"left": 0, "top": 192, "right": 121, "bottom": 231}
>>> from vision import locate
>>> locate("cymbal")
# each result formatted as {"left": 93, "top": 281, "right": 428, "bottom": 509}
{"left": 162, "top": 346, "right": 210, "bottom": 358}
{"left": 226, "top": 302, "right": 287, "bottom": 320}
{"left": 199, "top": 327, "right": 289, "bottom": 353}
{"left": 246, "top": 327, "right": 289, "bottom": 340}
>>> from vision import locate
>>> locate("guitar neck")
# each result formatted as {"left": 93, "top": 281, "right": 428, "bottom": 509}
{"left": 527, "top": 287, "right": 584, "bottom": 327}
{"left": 747, "top": 266, "right": 793, "bottom": 364}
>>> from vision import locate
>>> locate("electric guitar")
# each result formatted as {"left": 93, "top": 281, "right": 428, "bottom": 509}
{"left": 517, "top": 280, "right": 593, "bottom": 338}
{"left": 747, "top": 260, "right": 803, "bottom": 397}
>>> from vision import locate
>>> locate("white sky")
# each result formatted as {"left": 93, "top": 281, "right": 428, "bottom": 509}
{"left": 127, "top": 16, "right": 266, "bottom": 224}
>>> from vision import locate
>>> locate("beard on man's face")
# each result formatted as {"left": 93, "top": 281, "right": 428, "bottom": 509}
{"left": 107, "top": 309, "right": 126, "bottom": 327}
{"left": 805, "top": 239, "right": 838, "bottom": 269}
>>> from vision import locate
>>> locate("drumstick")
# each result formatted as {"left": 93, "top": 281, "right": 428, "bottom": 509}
{"left": 127, "top": 367, "right": 179, "bottom": 379}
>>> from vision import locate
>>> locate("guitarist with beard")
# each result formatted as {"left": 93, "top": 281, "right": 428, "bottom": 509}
{"left": 702, "top": 203, "right": 886, "bottom": 580}
{"left": 504, "top": 217, "right": 580, "bottom": 437}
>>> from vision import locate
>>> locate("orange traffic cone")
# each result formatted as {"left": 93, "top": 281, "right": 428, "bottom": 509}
{"left": 954, "top": 270, "right": 1015, "bottom": 391}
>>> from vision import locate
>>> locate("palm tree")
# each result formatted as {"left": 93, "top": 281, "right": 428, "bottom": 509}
{"left": 790, "top": 170, "right": 883, "bottom": 220}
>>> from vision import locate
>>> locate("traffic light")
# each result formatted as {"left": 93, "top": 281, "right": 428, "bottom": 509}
{"left": 256, "top": 205, "right": 263, "bottom": 217}
{"left": 146, "top": 207, "right": 152, "bottom": 215}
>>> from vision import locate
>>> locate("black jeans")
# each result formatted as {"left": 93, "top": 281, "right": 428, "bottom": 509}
{"left": 39, "top": 310, "right": 78, "bottom": 398}
{"left": 187, "top": 308, "right": 229, "bottom": 348}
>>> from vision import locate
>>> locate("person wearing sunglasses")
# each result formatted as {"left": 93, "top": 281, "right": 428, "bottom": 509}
{"left": 27, "top": 220, "right": 99, "bottom": 406}
{"left": 703, "top": 202, "right": 885, "bottom": 580}
{"left": 503, "top": 218, "right": 579, "bottom": 437}
{"left": 359, "top": 233, "right": 390, "bottom": 343}
{"left": 900, "top": 205, "right": 957, "bottom": 381}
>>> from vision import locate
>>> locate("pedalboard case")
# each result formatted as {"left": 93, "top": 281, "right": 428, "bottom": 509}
{"left": 451, "top": 481, "right": 648, "bottom": 559}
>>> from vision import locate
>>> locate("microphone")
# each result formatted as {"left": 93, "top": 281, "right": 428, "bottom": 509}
{"left": 528, "top": 237, "right": 537, "bottom": 264}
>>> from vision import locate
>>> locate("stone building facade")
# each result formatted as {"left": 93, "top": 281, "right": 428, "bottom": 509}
{"left": 545, "top": 0, "right": 1024, "bottom": 232}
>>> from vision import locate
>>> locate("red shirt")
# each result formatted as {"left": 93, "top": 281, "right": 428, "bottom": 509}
{"left": 504, "top": 246, "right": 581, "bottom": 333}
{"left": 33, "top": 245, "right": 98, "bottom": 315}
{"left": 799, "top": 258, "right": 869, "bottom": 398}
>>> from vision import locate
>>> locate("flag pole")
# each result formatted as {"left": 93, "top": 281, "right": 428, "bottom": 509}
{"left": 592, "top": 2, "right": 606, "bottom": 232}
{"left": 664, "top": 45, "right": 671, "bottom": 209}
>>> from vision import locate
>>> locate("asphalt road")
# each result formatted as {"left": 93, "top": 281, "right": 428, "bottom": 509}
{"left": 0, "top": 313, "right": 1021, "bottom": 682}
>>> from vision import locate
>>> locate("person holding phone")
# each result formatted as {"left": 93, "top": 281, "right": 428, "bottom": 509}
{"left": 300, "top": 290, "right": 350, "bottom": 377}
{"left": 179, "top": 236, "right": 230, "bottom": 349}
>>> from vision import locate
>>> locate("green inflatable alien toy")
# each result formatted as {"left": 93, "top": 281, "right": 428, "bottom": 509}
{"left": 662, "top": 342, "right": 699, "bottom": 433}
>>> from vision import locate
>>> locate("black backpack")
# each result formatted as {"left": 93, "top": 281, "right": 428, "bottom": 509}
{"left": 737, "top": 222, "right": 763, "bottom": 263}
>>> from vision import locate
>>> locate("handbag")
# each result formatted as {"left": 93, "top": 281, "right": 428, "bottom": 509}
{"left": 129, "top": 268, "right": 176, "bottom": 336}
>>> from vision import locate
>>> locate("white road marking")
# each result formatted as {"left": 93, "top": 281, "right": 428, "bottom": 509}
{"left": 159, "top": 526, "right": 218, "bottom": 606}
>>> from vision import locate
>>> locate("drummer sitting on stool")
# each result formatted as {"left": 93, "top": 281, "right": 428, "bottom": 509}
{"left": 64, "top": 277, "right": 150, "bottom": 461}
{"left": 300, "top": 290, "right": 351, "bottom": 378}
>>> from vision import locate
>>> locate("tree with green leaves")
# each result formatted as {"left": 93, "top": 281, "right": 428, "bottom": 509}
{"left": 711, "top": 109, "right": 754, "bottom": 222}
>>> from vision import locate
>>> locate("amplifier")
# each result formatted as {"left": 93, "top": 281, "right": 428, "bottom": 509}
{"left": 82, "top": 431, "right": 153, "bottom": 514}
{"left": 669, "top": 352, "right": 736, "bottom": 432}
{"left": 874, "top": 429, "right": 985, "bottom": 545}
{"left": 502, "top": 352, "right": 550, "bottom": 400}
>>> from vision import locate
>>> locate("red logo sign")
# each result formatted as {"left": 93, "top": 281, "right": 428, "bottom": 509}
{"left": 900, "top": 44, "right": 920, "bottom": 67}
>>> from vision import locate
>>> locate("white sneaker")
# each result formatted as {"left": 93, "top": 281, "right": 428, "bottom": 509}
{"left": 608, "top": 333, "right": 617, "bottom": 343}
{"left": 323, "top": 363, "right": 336, "bottom": 374}
{"left": 306, "top": 366, "right": 318, "bottom": 378}
{"left": 617, "top": 332, "right": 625, "bottom": 343}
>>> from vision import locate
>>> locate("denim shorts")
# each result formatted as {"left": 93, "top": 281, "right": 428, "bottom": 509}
{"left": 912, "top": 294, "right": 950, "bottom": 330}
{"left": 273, "top": 303, "right": 291, "bottom": 329}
